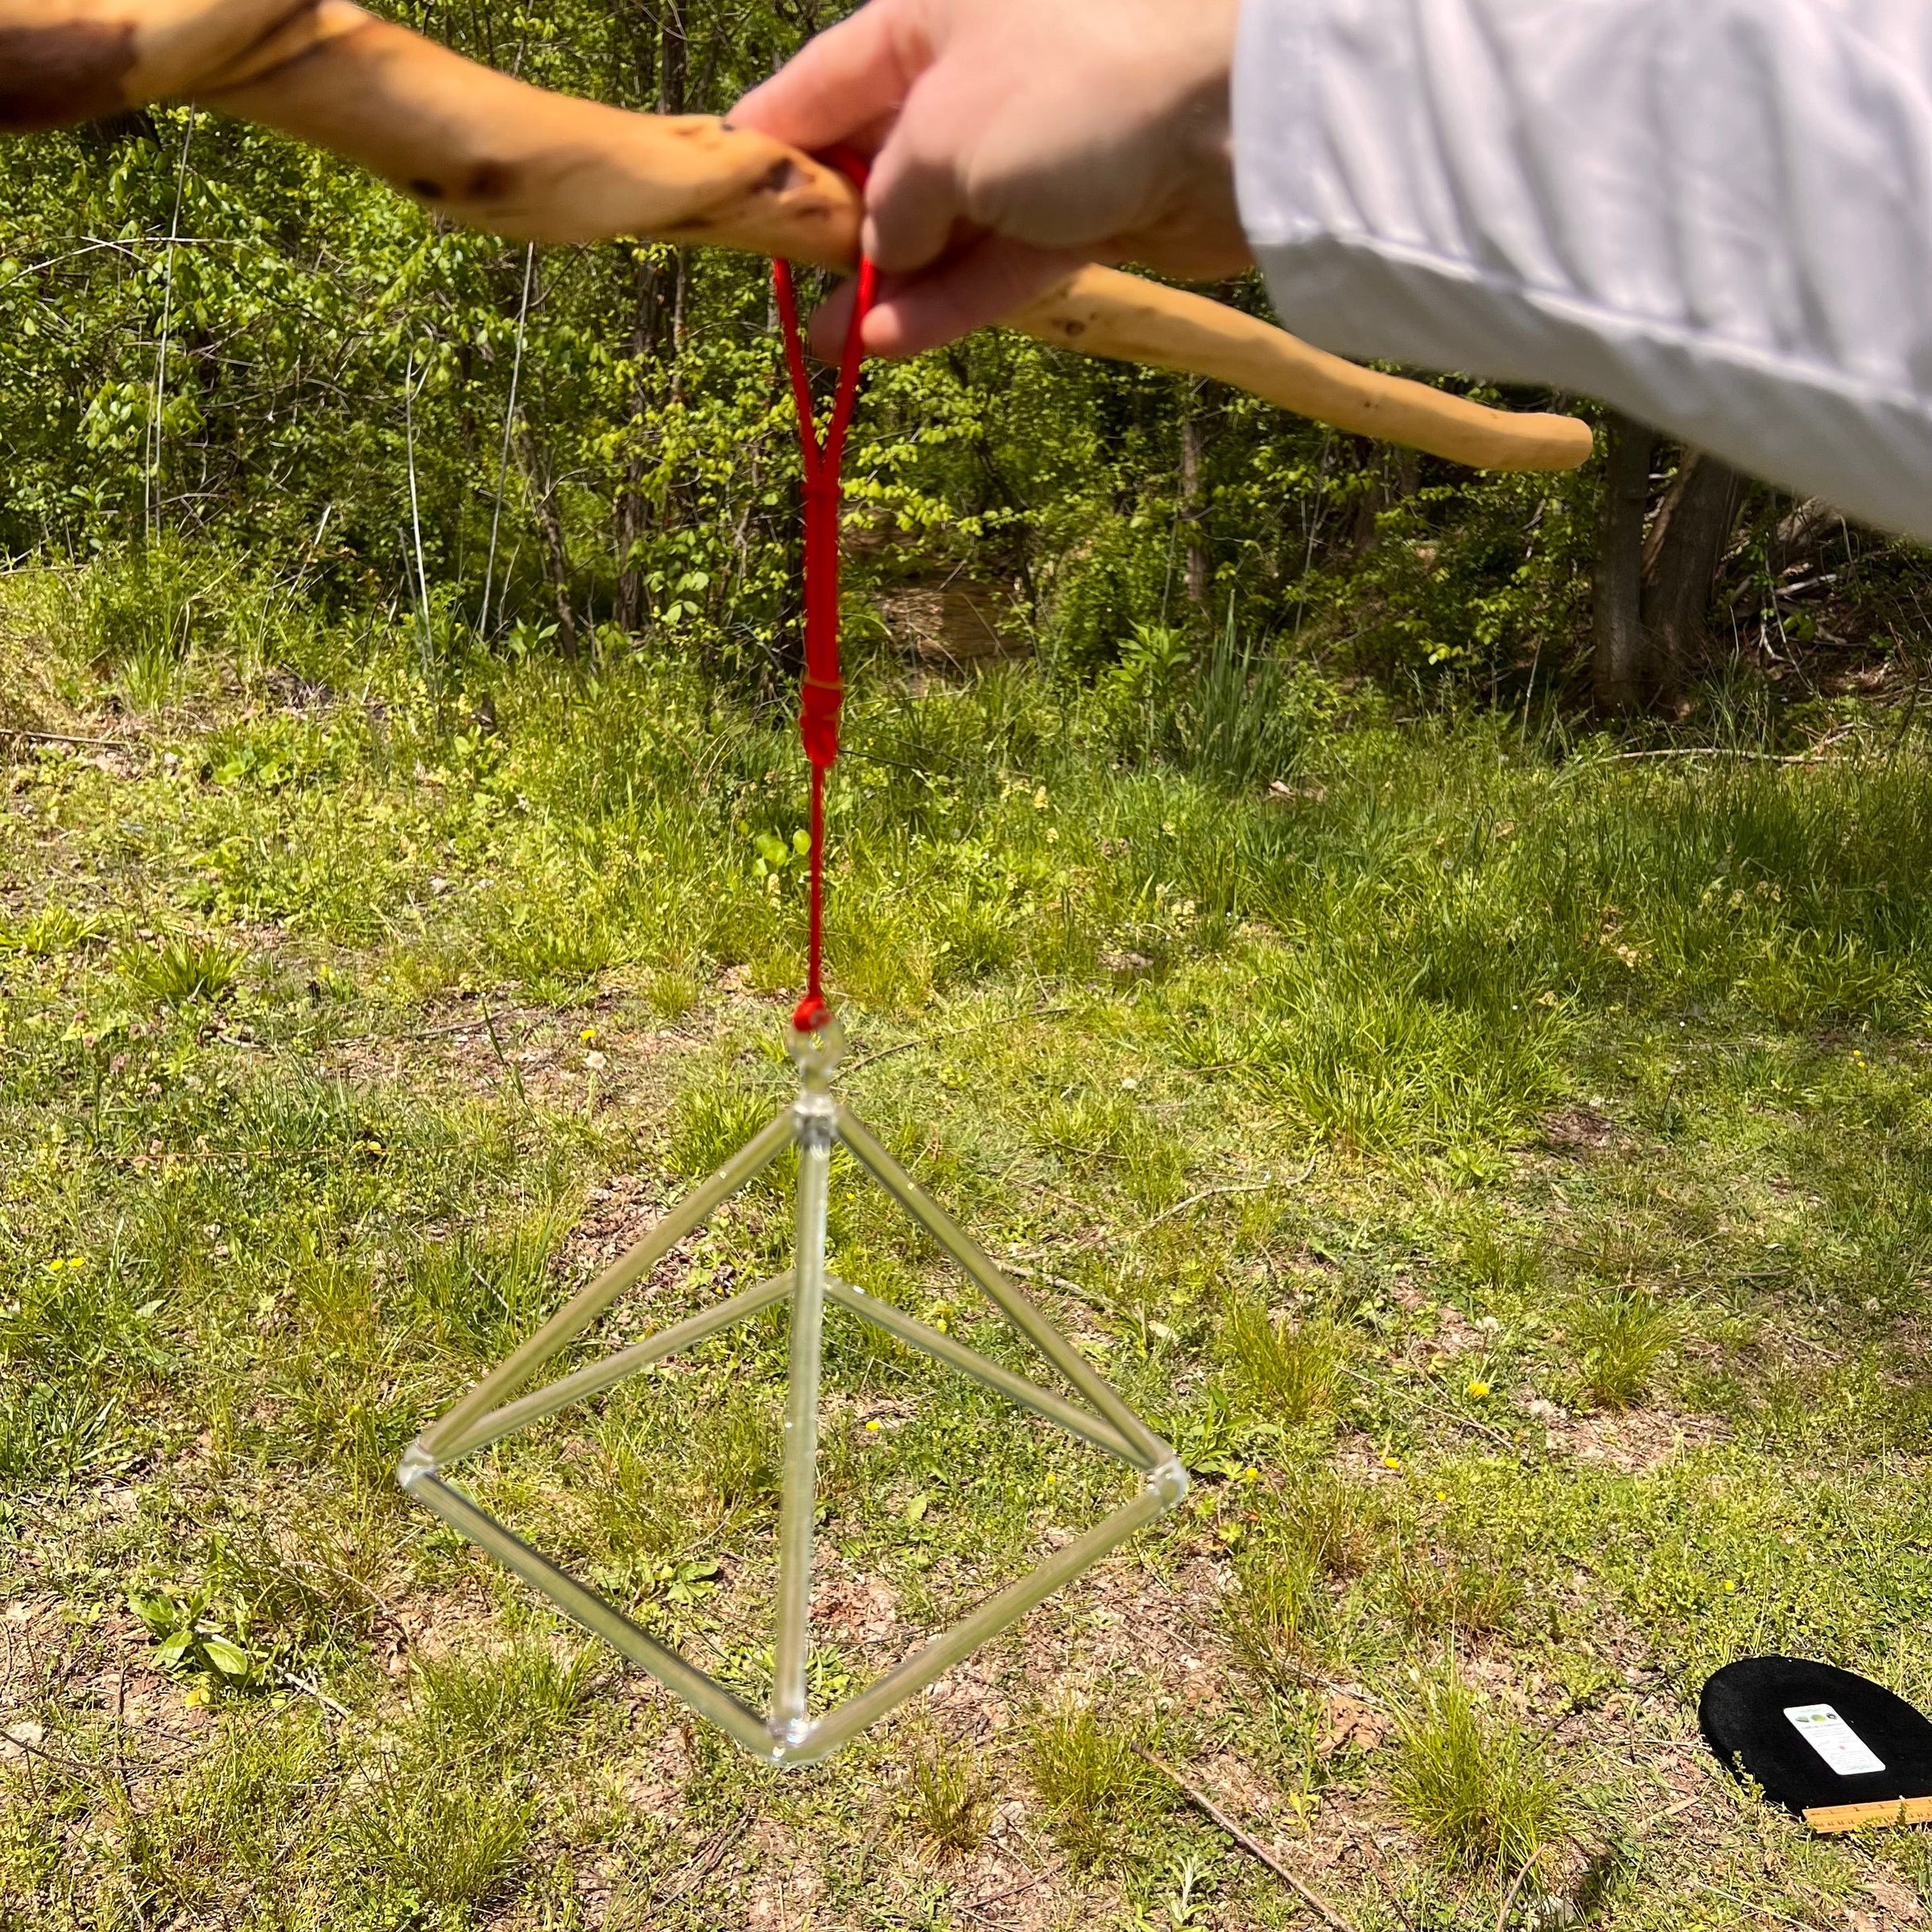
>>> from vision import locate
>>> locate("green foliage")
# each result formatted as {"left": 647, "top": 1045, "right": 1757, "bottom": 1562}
{"left": 1569, "top": 1289, "right": 1679, "bottom": 1410}
{"left": 1226, "top": 1537, "right": 1326, "bottom": 1670}
{"left": 1024, "top": 1701, "right": 1166, "bottom": 1870}
{"left": 0, "top": 1379, "right": 117, "bottom": 1484}
{"left": 1391, "top": 1678, "right": 1563, "bottom": 1872}
{"left": 117, "top": 931, "right": 247, "bottom": 1005}
{"left": 668, "top": 1076, "right": 778, "bottom": 1179}
{"left": 406, "top": 1637, "right": 597, "bottom": 1768}
{"left": 1223, "top": 1298, "right": 1340, "bottom": 1423}
{"left": 0, "top": 0, "right": 1683, "bottom": 708}
{"left": 344, "top": 1766, "right": 532, "bottom": 1916}
{"left": 1393, "top": 1549, "right": 1524, "bottom": 1635}
{"left": 1224, "top": 1469, "right": 1385, "bottom": 1675}
{"left": 7, "top": 568, "right": 1932, "bottom": 1924}
{"left": 909, "top": 1739, "right": 993, "bottom": 1857}
{"left": 128, "top": 1587, "right": 272, "bottom": 1690}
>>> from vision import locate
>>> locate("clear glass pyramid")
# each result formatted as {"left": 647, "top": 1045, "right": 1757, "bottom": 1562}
{"left": 399, "top": 1015, "right": 1187, "bottom": 1765}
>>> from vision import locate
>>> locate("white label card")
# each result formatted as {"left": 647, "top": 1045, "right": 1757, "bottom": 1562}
{"left": 1784, "top": 1703, "right": 1886, "bottom": 1777}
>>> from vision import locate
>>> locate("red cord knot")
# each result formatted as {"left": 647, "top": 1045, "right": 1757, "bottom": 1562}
{"left": 791, "top": 989, "right": 834, "bottom": 1034}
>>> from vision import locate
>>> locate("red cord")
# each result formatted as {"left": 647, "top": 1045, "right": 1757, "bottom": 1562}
{"left": 774, "top": 174, "right": 877, "bottom": 1035}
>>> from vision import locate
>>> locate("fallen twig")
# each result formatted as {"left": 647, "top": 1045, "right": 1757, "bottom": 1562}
{"left": 1337, "top": 1360, "right": 1514, "bottom": 1450}
{"left": 276, "top": 1665, "right": 353, "bottom": 1722}
{"left": 954, "top": 1871, "right": 1043, "bottom": 1923}
{"left": 1627, "top": 1790, "right": 1703, "bottom": 1836}
{"left": 482, "top": 1003, "right": 530, "bottom": 1108}
{"left": 0, "top": 726, "right": 138, "bottom": 751}
{"left": 1690, "top": 1880, "right": 1816, "bottom": 1931}
{"left": 1595, "top": 727, "right": 1858, "bottom": 768}
{"left": 1133, "top": 1747, "right": 1357, "bottom": 1932}
{"left": 1493, "top": 1842, "right": 1560, "bottom": 1932}
{"left": 656, "top": 1805, "right": 749, "bottom": 1905}
{"left": 1000, "top": 1255, "right": 1090, "bottom": 1296}
{"left": 1256, "top": 1653, "right": 1391, "bottom": 1712}
{"left": 411, "top": 1008, "right": 520, "bottom": 1042}
{"left": 319, "top": 1006, "right": 531, "bottom": 1047}
{"left": 1124, "top": 1154, "right": 1319, "bottom": 1241}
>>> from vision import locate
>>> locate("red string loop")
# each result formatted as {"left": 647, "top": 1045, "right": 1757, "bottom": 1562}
{"left": 774, "top": 172, "right": 876, "bottom": 1035}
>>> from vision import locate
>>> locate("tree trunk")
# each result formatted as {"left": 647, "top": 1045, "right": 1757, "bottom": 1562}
{"left": 611, "top": 0, "right": 687, "bottom": 634}
{"left": 1179, "top": 402, "right": 1208, "bottom": 613}
{"left": 514, "top": 421, "right": 577, "bottom": 656}
{"left": 1350, "top": 441, "right": 1420, "bottom": 557}
{"left": 613, "top": 246, "right": 667, "bottom": 634}
{"left": 1591, "top": 411, "right": 1656, "bottom": 715}
{"left": 658, "top": 1, "right": 687, "bottom": 115}
{"left": 1641, "top": 448, "right": 1745, "bottom": 689}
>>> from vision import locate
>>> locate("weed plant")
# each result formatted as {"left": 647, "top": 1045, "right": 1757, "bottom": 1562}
{"left": 908, "top": 1738, "right": 993, "bottom": 1856}
{"left": 117, "top": 933, "right": 247, "bottom": 1005}
{"left": 1025, "top": 1700, "right": 1167, "bottom": 1870}
{"left": 1223, "top": 1297, "right": 1341, "bottom": 1423}
{"left": 1569, "top": 1290, "right": 1679, "bottom": 1410}
{"left": 1392, "top": 1678, "right": 1563, "bottom": 1872}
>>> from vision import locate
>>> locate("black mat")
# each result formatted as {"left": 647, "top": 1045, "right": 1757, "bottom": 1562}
{"left": 1700, "top": 1656, "right": 1932, "bottom": 1817}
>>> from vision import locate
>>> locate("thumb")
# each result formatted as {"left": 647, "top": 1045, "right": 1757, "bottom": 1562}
{"left": 861, "top": 238, "right": 1095, "bottom": 357}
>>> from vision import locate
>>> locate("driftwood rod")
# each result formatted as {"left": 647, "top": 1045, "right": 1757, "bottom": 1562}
{"left": 0, "top": 0, "right": 1593, "bottom": 472}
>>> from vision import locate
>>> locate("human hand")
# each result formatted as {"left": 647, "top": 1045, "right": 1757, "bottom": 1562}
{"left": 731, "top": 0, "right": 1249, "bottom": 358}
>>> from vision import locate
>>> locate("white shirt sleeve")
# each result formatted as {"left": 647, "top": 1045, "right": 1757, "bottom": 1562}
{"left": 1234, "top": 0, "right": 1932, "bottom": 538}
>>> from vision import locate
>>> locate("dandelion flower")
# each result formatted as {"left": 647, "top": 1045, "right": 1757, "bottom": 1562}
{"left": 580, "top": 1026, "right": 598, "bottom": 1044}
{"left": 864, "top": 1419, "right": 881, "bottom": 1434}
{"left": 1467, "top": 1380, "right": 1492, "bottom": 1399}
{"left": 1382, "top": 1455, "right": 1401, "bottom": 1470}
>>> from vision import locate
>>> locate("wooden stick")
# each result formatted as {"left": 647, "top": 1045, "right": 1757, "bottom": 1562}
{"left": 1804, "top": 1795, "right": 1932, "bottom": 1833}
{"left": 1011, "top": 270, "right": 1593, "bottom": 473}
{"left": 1133, "top": 1747, "right": 1359, "bottom": 1932}
{"left": 0, "top": 0, "right": 1594, "bottom": 473}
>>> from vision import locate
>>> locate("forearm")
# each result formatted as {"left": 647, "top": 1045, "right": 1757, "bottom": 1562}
{"left": 1236, "top": 0, "right": 1932, "bottom": 537}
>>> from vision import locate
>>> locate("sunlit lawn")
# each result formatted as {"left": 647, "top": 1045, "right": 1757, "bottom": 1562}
{"left": 4, "top": 556, "right": 1932, "bottom": 1929}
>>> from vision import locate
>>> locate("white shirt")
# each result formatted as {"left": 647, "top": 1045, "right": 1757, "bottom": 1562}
{"left": 1234, "top": 0, "right": 1932, "bottom": 535}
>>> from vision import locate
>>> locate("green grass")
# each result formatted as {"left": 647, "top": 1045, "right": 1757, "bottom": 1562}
{"left": 908, "top": 1735, "right": 993, "bottom": 1857}
{"left": 117, "top": 932, "right": 249, "bottom": 1005}
{"left": 1568, "top": 1288, "right": 1681, "bottom": 1410}
{"left": 1391, "top": 1676, "right": 1564, "bottom": 1872}
{"left": 1026, "top": 1700, "right": 1169, "bottom": 1871}
{"left": 3, "top": 555, "right": 1932, "bottom": 1927}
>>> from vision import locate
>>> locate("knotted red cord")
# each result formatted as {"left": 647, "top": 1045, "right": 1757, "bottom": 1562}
{"left": 774, "top": 171, "right": 877, "bottom": 1035}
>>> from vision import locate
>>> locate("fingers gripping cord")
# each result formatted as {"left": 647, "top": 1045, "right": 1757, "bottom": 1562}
{"left": 773, "top": 184, "right": 877, "bottom": 1038}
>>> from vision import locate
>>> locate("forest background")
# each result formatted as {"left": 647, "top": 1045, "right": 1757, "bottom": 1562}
{"left": 2, "top": 0, "right": 1914, "bottom": 716}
